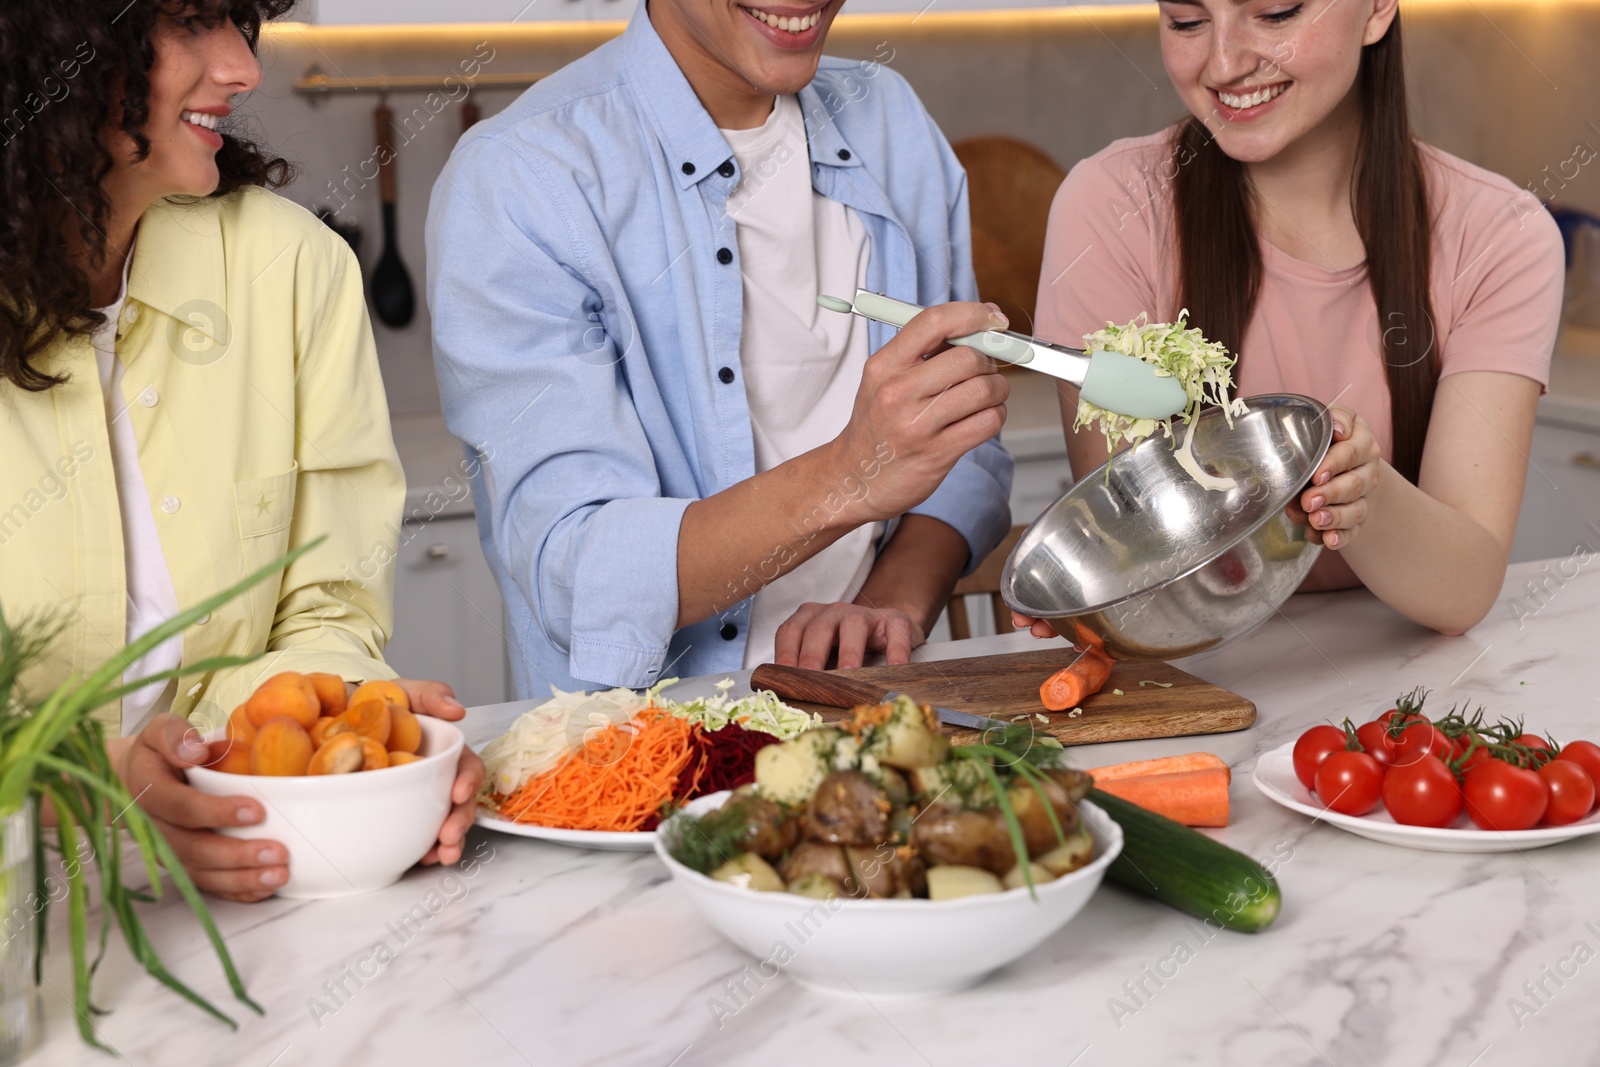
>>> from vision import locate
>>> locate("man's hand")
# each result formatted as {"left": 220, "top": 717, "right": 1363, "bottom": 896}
{"left": 773, "top": 602, "right": 926, "bottom": 670}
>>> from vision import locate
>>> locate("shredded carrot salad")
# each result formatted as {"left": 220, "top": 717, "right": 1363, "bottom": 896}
{"left": 494, "top": 709, "right": 696, "bottom": 832}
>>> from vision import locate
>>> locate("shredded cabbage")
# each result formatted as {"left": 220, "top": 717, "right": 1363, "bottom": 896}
{"left": 478, "top": 685, "right": 648, "bottom": 798}
{"left": 659, "top": 677, "right": 823, "bottom": 739}
{"left": 1074, "top": 312, "right": 1248, "bottom": 482}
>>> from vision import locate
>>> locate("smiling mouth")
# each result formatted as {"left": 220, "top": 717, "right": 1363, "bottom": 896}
{"left": 180, "top": 109, "right": 222, "bottom": 132}
{"left": 739, "top": 5, "right": 823, "bottom": 33}
{"left": 1215, "top": 83, "right": 1290, "bottom": 110}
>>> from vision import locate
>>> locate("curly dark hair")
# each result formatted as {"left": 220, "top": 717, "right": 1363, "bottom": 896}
{"left": 0, "top": 0, "right": 298, "bottom": 390}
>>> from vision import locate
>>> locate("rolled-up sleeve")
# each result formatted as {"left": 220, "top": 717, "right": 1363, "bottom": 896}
{"left": 428, "top": 136, "right": 689, "bottom": 687}
{"left": 905, "top": 125, "right": 1014, "bottom": 571}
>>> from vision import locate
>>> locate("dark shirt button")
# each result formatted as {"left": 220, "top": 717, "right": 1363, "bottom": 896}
{"left": 716, "top": 247, "right": 733, "bottom": 265}
{"left": 719, "top": 622, "right": 738, "bottom": 641}
{"left": 837, "top": 149, "right": 851, "bottom": 161}
{"left": 718, "top": 160, "right": 735, "bottom": 178}
{"left": 718, "top": 366, "right": 735, "bottom": 384}
{"left": 682, "top": 161, "right": 696, "bottom": 175}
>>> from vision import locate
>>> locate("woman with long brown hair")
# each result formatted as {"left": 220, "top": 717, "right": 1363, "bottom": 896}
{"left": 1029, "top": 0, "right": 1563, "bottom": 635}
{"left": 0, "top": 0, "right": 483, "bottom": 900}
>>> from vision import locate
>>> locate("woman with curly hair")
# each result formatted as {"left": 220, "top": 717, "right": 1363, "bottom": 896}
{"left": 0, "top": 1, "right": 484, "bottom": 900}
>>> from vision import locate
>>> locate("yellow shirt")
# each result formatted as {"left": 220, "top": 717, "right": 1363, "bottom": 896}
{"left": 0, "top": 187, "right": 405, "bottom": 733}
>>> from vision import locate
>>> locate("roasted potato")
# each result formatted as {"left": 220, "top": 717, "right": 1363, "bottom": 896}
{"left": 1037, "top": 825, "right": 1095, "bottom": 876}
{"left": 910, "top": 805, "right": 1016, "bottom": 875}
{"left": 731, "top": 796, "right": 800, "bottom": 860}
{"left": 805, "top": 770, "right": 890, "bottom": 846}
{"left": 1002, "top": 861, "right": 1058, "bottom": 891}
{"left": 926, "top": 865, "right": 1004, "bottom": 901}
{"left": 780, "top": 842, "right": 858, "bottom": 896}
{"left": 710, "top": 853, "right": 786, "bottom": 892}
{"left": 787, "top": 873, "right": 844, "bottom": 900}
{"left": 755, "top": 728, "right": 843, "bottom": 805}
{"left": 862, "top": 696, "right": 950, "bottom": 770}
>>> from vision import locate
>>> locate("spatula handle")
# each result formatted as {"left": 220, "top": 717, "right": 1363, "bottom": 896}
{"left": 749, "top": 664, "right": 892, "bottom": 709}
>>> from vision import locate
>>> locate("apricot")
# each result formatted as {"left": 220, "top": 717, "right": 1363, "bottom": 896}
{"left": 387, "top": 751, "right": 421, "bottom": 767}
{"left": 338, "top": 699, "right": 392, "bottom": 747}
{"left": 387, "top": 706, "right": 422, "bottom": 755}
{"left": 309, "top": 716, "right": 351, "bottom": 748}
{"left": 307, "top": 673, "right": 348, "bottom": 717}
{"left": 246, "top": 673, "right": 320, "bottom": 730}
{"left": 227, "top": 705, "right": 257, "bottom": 747}
{"left": 211, "top": 739, "right": 253, "bottom": 775}
{"left": 359, "top": 738, "right": 389, "bottom": 771}
{"left": 350, "top": 679, "right": 409, "bottom": 715}
{"left": 251, "top": 716, "right": 313, "bottom": 776}
{"left": 308, "top": 733, "right": 363, "bottom": 775}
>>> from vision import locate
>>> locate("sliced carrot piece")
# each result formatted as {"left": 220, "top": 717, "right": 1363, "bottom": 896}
{"left": 1089, "top": 752, "right": 1231, "bottom": 783}
{"left": 1039, "top": 649, "right": 1114, "bottom": 712}
{"left": 1091, "top": 769, "right": 1230, "bottom": 827}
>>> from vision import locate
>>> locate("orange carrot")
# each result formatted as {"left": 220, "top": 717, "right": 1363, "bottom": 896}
{"left": 1088, "top": 752, "right": 1230, "bottom": 783}
{"left": 1040, "top": 649, "right": 1114, "bottom": 712}
{"left": 495, "top": 709, "right": 697, "bottom": 832}
{"left": 1091, "top": 769, "right": 1230, "bottom": 827}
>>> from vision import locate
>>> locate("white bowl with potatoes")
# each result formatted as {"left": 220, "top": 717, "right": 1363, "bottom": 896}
{"left": 654, "top": 698, "right": 1124, "bottom": 996}
{"left": 185, "top": 674, "right": 463, "bottom": 899}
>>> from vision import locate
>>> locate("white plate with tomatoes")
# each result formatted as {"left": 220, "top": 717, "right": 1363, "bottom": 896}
{"left": 1251, "top": 741, "right": 1600, "bottom": 852}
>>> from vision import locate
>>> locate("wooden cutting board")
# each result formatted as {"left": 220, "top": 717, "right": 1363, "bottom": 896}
{"left": 763, "top": 650, "right": 1255, "bottom": 746}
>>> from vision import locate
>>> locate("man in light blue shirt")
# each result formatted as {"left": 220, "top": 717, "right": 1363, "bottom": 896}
{"left": 428, "top": 0, "right": 1012, "bottom": 696}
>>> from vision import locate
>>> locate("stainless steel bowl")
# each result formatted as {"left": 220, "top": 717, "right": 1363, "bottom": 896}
{"left": 1001, "top": 393, "right": 1333, "bottom": 661}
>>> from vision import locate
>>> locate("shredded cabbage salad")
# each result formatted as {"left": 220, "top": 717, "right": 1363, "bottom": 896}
{"left": 478, "top": 678, "right": 820, "bottom": 801}
{"left": 1074, "top": 313, "right": 1248, "bottom": 481}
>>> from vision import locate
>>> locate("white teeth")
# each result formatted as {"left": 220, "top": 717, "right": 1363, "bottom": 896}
{"left": 181, "top": 109, "right": 220, "bottom": 131}
{"left": 747, "top": 8, "right": 820, "bottom": 32}
{"left": 1219, "top": 84, "right": 1286, "bottom": 110}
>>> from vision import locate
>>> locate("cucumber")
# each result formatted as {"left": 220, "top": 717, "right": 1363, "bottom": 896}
{"left": 1089, "top": 789, "right": 1282, "bottom": 933}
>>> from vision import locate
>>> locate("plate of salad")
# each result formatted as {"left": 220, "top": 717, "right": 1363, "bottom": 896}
{"left": 1252, "top": 688, "right": 1600, "bottom": 852}
{"left": 474, "top": 680, "right": 822, "bottom": 850}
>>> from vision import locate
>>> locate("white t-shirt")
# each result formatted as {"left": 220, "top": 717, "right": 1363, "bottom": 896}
{"left": 92, "top": 249, "right": 182, "bottom": 735}
{"left": 721, "top": 95, "right": 882, "bottom": 667}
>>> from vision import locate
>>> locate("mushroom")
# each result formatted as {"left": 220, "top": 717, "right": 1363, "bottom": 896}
{"left": 731, "top": 796, "right": 800, "bottom": 860}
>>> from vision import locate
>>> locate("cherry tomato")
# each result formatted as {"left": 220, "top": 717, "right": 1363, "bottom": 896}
{"left": 1293, "top": 725, "right": 1348, "bottom": 790}
{"left": 1539, "top": 761, "right": 1596, "bottom": 826}
{"left": 1314, "top": 751, "right": 1385, "bottom": 815}
{"left": 1513, "top": 732, "right": 1553, "bottom": 756}
{"left": 1382, "top": 757, "right": 1464, "bottom": 828}
{"left": 1390, "top": 722, "right": 1451, "bottom": 768}
{"left": 1450, "top": 734, "right": 1492, "bottom": 775}
{"left": 1355, "top": 721, "right": 1397, "bottom": 767}
{"left": 1463, "top": 761, "right": 1549, "bottom": 831}
{"left": 1553, "top": 741, "right": 1600, "bottom": 810}
{"left": 1379, "top": 708, "right": 1427, "bottom": 729}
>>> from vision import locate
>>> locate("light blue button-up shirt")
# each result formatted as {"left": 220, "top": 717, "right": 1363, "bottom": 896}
{"left": 427, "top": 6, "right": 1013, "bottom": 696}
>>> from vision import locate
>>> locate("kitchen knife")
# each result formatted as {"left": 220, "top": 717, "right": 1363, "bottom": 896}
{"left": 818, "top": 290, "right": 1189, "bottom": 421}
{"left": 749, "top": 663, "right": 1020, "bottom": 735}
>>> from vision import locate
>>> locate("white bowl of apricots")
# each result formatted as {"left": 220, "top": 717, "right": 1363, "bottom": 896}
{"left": 185, "top": 673, "right": 464, "bottom": 899}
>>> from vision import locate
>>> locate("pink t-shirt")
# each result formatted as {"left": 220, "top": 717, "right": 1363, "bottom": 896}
{"left": 1034, "top": 129, "right": 1566, "bottom": 462}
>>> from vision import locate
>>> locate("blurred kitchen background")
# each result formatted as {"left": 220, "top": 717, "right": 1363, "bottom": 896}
{"left": 242, "top": 0, "right": 1600, "bottom": 703}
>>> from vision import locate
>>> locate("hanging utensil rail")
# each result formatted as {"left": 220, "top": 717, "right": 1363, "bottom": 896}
{"left": 292, "top": 69, "right": 549, "bottom": 98}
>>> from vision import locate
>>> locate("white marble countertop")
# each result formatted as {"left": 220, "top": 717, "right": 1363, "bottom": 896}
{"left": 26, "top": 558, "right": 1600, "bottom": 1066}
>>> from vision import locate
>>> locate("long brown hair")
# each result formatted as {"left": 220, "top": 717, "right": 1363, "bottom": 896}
{"left": 0, "top": 0, "right": 295, "bottom": 392}
{"left": 1171, "top": 11, "right": 1435, "bottom": 483}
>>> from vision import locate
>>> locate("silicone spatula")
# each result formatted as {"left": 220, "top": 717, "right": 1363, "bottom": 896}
{"left": 819, "top": 290, "right": 1189, "bottom": 421}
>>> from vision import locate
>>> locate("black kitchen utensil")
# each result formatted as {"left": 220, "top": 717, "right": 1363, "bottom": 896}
{"left": 370, "top": 104, "right": 415, "bottom": 329}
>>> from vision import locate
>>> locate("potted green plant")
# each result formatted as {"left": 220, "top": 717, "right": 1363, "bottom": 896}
{"left": 0, "top": 540, "right": 320, "bottom": 1057}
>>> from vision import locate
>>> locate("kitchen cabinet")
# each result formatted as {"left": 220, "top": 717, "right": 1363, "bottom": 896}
{"left": 1511, "top": 417, "right": 1600, "bottom": 563}
{"left": 385, "top": 515, "right": 512, "bottom": 708}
